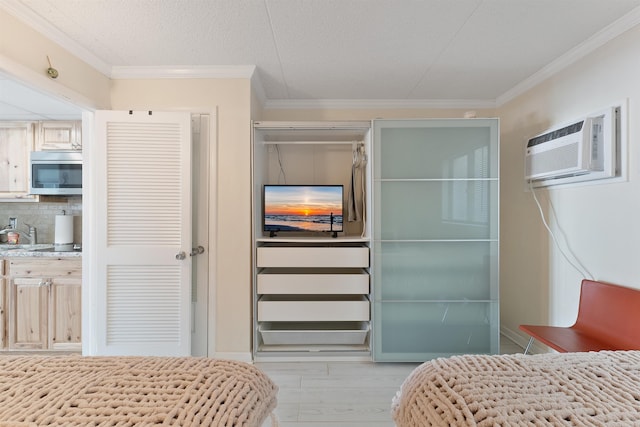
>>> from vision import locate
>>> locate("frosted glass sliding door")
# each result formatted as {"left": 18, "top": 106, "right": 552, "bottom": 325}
{"left": 372, "top": 119, "right": 499, "bottom": 362}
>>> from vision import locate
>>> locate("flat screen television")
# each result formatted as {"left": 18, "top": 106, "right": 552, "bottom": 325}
{"left": 263, "top": 185, "right": 344, "bottom": 236}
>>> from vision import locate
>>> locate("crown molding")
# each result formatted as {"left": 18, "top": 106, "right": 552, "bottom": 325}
{"left": 497, "top": 5, "right": 640, "bottom": 106}
{"left": 264, "top": 98, "right": 498, "bottom": 110}
{"left": 110, "top": 65, "right": 256, "bottom": 79}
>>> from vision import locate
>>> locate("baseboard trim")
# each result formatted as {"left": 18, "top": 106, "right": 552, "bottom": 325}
{"left": 501, "top": 325, "right": 548, "bottom": 354}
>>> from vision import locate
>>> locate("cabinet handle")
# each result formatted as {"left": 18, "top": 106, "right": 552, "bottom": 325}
{"left": 175, "top": 251, "right": 186, "bottom": 260}
{"left": 38, "top": 279, "right": 52, "bottom": 287}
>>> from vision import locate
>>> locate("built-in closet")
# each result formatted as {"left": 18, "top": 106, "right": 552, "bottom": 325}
{"left": 251, "top": 119, "right": 500, "bottom": 362}
{"left": 252, "top": 121, "right": 373, "bottom": 360}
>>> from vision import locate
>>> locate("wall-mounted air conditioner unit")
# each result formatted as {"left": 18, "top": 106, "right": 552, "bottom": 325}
{"left": 525, "top": 106, "right": 621, "bottom": 188}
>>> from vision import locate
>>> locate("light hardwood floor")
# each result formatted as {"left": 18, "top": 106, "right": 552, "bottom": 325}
{"left": 256, "top": 337, "right": 524, "bottom": 427}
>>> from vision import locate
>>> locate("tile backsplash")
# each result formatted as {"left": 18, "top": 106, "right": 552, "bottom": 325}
{"left": 0, "top": 197, "right": 82, "bottom": 244}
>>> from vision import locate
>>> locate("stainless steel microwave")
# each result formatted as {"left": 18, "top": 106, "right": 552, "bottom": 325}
{"left": 30, "top": 151, "right": 82, "bottom": 195}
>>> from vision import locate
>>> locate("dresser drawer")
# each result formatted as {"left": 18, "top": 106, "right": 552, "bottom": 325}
{"left": 258, "top": 295, "right": 370, "bottom": 322}
{"left": 258, "top": 268, "right": 369, "bottom": 294}
{"left": 257, "top": 247, "right": 369, "bottom": 268}
{"left": 8, "top": 258, "right": 81, "bottom": 277}
{"left": 259, "top": 321, "right": 369, "bottom": 345}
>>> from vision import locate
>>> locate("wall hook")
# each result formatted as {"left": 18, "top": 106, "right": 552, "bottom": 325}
{"left": 46, "top": 56, "right": 59, "bottom": 79}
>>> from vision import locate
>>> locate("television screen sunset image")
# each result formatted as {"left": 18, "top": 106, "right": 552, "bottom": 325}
{"left": 264, "top": 185, "right": 344, "bottom": 233}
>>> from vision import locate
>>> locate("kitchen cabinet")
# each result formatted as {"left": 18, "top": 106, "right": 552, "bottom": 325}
{"left": 9, "top": 277, "right": 48, "bottom": 349}
{"left": 0, "top": 122, "right": 37, "bottom": 201}
{"left": 49, "top": 275, "right": 82, "bottom": 350}
{"left": 5, "top": 257, "right": 81, "bottom": 351}
{"left": 36, "top": 121, "right": 82, "bottom": 151}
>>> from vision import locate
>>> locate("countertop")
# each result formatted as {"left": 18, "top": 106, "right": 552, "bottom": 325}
{"left": 0, "top": 244, "right": 82, "bottom": 257}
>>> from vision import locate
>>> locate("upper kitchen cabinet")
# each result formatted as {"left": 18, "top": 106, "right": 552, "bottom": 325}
{"left": 0, "top": 122, "right": 37, "bottom": 201}
{"left": 36, "top": 121, "right": 82, "bottom": 151}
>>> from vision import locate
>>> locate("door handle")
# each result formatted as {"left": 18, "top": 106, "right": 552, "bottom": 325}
{"left": 175, "top": 251, "right": 186, "bottom": 260}
{"left": 190, "top": 246, "right": 205, "bottom": 256}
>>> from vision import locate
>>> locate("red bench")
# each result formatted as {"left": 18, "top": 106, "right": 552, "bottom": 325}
{"left": 519, "top": 279, "right": 640, "bottom": 353}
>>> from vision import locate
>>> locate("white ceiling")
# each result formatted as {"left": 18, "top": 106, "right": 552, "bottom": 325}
{"left": 2, "top": 0, "right": 640, "bottom": 118}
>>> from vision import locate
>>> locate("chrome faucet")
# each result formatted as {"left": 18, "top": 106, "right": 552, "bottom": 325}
{"left": 0, "top": 217, "right": 37, "bottom": 244}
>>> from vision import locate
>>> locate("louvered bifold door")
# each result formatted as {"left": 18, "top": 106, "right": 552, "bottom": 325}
{"left": 92, "top": 110, "right": 191, "bottom": 356}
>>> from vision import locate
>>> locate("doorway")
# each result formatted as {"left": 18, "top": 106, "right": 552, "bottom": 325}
{"left": 0, "top": 74, "right": 216, "bottom": 356}
{"left": 191, "top": 113, "right": 216, "bottom": 356}
{"left": 86, "top": 110, "right": 217, "bottom": 356}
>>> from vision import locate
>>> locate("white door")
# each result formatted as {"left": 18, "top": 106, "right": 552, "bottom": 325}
{"left": 88, "top": 110, "right": 192, "bottom": 356}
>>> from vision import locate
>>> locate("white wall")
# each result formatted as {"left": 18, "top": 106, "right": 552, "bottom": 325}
{"left": 498, "top": 24, "right": 640, "bottom": 348}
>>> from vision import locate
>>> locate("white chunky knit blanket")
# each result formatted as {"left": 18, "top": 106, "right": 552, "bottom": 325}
{"left": 0, "top": 355, "right": 278, "bottom": 426}
{"left": 392, "top": 350, "right": 640, "bottom": 426}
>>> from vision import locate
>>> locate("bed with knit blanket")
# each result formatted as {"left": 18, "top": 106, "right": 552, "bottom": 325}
{"left": 392, "top": 350, "right": 640, "bottom": 426}
{"left": 0, "top": 355, "right": 278, "bottom": 427}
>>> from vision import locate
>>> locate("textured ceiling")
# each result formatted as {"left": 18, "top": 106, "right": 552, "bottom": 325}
{"left": 2, "top": 0, "right": 640, "bottom": 117}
